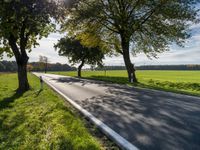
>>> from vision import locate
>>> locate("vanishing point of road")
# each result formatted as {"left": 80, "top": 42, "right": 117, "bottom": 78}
{"left": 34, "top": 73, "right": 200, "bottom": 150}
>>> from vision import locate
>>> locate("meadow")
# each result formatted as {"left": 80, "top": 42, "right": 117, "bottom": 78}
{"left": 0, "top": 73, "right": 103, "bottom": 150}
{"left": 51, "top": 70, "right": 200, "bottom": 96}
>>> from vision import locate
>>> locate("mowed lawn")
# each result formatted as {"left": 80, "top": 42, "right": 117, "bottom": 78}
{"left": 0, "top": 73, "right": 102, "bottom": 150}
{"left": 50, "top": 70, "right": 200, "bottom": 96}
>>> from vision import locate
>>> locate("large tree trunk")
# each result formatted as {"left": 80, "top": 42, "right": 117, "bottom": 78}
{"left": 77, "top": 59, "right": 85, "bottom": 77}
{"left": 121, "top": 34, "right": 137, "bottom": 83}
{"left": 17, "top": 59, "right": 29, "bottom": 93}
{"left": 8, "top": 34, "right": 30, "bottom": 93}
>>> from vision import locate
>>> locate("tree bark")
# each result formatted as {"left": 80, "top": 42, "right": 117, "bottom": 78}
{"left": 120, "top": 34, "right": 137, "bottom": 83}
{"left": 17, "top": 60, "right": 29, "bottom": 93}
{"left": 8, "top": 34, "right": 30, "bottom": 93}
{"left": 77, "top": 59, "right": 85, "bottom": 77}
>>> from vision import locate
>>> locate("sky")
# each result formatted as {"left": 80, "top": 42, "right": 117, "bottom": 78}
{"left": 3, "top": 20, "right": 200, "bottom": 67}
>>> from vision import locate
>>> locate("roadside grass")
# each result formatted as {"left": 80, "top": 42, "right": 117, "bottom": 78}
{"left": 50, "top": 70, "right": 200, "bottom": 96}
{"left": 0, "top": 73, "right": 102, "bottom": 150}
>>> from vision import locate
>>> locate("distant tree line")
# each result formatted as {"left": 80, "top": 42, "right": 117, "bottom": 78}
{"left": 1, "top": 61, "right": 200, "bottom": 72}
{"left": 0, "top": 61, "right": 76, "bottom": 72}
{"left": 136, "top": 65, "right": 200, "bottom": 70}
{"left": 30, "top": 62, "right": 76, "bottom": 72}
{"left": 96, "top": 65, "right": 200, "bottom": 71}
{"left": 0, "top": 61, "right": 17, "bottom": 72}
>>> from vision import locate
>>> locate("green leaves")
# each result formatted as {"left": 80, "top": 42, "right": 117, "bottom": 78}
{"left": 0, "top": 0, "right": 65, "bottom": 57}
{"left": 64, "top": 0, "right": 199, "bottom": 58}
{"left": 54, "top": 37, "right": 105, "bottom": 66}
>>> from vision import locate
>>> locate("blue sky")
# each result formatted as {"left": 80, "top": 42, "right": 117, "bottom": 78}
{"left": 3, "top": 20, "right": 200, "bottom": 67}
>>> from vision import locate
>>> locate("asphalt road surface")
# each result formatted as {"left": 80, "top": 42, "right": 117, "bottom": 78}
{"left": 34, "top": 73, "right": 200, "bottom": 150}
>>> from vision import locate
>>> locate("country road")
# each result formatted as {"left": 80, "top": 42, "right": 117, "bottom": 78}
{"left": 34, "top": 73, "right": 200, "bottom": 150}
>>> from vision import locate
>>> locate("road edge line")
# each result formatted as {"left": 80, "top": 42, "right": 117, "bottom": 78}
{"left": 33, "top": 73, "right": 139, "bottom": 150}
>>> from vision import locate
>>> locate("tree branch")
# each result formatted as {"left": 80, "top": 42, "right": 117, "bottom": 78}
{"left": 8, "top": 34, "right": 21, "bottom": 62}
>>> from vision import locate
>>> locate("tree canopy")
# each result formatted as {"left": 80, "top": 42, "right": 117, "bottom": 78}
{"left": 0, "top": 0, "right": 64, "bottom": 57}
{"left": 55, "top": 37, "right": 105, "bottom": 77}
{"left": 0, "top": 0, "right": 64, "bottom": 92}
{"left": 63, "top": 0, "right": 199, "bottom": 82}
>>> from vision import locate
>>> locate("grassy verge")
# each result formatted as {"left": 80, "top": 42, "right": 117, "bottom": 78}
{"left": 50, "top": 70, "right": 200, "bottom": 97}
{"left": 0, "top": 73, "right": 103, "bottom": 150}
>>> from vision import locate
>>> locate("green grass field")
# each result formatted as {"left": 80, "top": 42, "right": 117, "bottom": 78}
{"left": 0, "top": 73, "right": 102, "bottom": 150}
{"left": 50, "top": 70, "right": 200, "bottom": 96}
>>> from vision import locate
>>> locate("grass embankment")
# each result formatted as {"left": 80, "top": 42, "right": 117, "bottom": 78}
{"left": 51, "top": 70, "right": 200, "bottom": 96}
{"left": 0, "top": 73, "right": 102, "bottom": 150}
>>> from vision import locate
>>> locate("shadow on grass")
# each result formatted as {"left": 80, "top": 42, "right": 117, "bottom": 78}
{"left": 88, "top": 75, "right": 200, "bottom": 96}
{"left": 87, "top": 75, "right": 129, "bottom": 84}
{"left": 34, "top": 89, "right": 43, "bottom": 97}
{"left": 0, "top": 92, "right": 23, "bottom": 110}
{"left": 148, "top": 79, "right": 200, "bottom": 91}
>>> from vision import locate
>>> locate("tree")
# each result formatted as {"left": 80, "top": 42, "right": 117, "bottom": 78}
{"left": 0, "top": 0, "right": 63, "bottom": 92}
{"left": 27, "top": 64, "right": 33, "bottom": 72}
{"left": 39, "top": 55, "right": 49, "bottom": 73}
{"left": 64, "top": 0, "right": 199, "bottom": 82}
{"left": 54, "top": 37, "right": 104, "bottom": 77}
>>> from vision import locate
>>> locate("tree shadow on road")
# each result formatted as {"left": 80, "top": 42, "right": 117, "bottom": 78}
{"left": 78, "top": 85, "right": 200, "bottom": 150}
{"left": 51, "top": 75, "right": 200, "bottom": 96}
